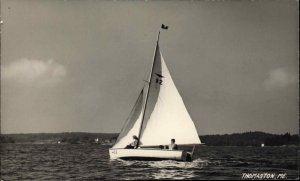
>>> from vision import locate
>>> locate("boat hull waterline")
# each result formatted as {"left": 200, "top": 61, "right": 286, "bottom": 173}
{"left": 109, "top": 148, "right": 192, "bottom": 161}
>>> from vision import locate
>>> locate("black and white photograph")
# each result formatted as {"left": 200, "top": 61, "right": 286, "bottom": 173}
{"left": 0, "top": 0, "right": 298, "bottom": 180}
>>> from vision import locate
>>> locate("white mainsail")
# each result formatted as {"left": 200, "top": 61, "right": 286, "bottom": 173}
{"left": 139, "top": 43, "right": 201, "bottom": 146}
{"left": 112, "top": 33, "right": 201, "bottom": 149}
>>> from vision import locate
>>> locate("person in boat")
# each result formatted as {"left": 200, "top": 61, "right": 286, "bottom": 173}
{"left": 168, "top": 138, "right": 178, "bottom": 150}
{"left": 159, "top": 138, "right": 178, "bottom": 150}
{"left": 125, "top": 135, "right": 139, "bottom": 149}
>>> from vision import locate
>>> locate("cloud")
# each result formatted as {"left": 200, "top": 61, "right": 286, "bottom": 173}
{"left": 264, "top": 68, "right": 297, "bottom": 91}
{"left": 1, "top": 58, "right": 66, "bottom": 86}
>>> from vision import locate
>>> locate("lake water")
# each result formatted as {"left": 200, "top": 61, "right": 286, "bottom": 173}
{"left": 1, "top": 144, "right": 298, "bottom": 180}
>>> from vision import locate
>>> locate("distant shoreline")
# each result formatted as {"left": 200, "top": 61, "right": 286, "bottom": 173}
{"left": 1, "top": 131, "right": 298, "bottom": 146}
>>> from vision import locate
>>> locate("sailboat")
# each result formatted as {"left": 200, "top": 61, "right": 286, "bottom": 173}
{"left": 109, "top": 25, "right": 201, "bottom": 161}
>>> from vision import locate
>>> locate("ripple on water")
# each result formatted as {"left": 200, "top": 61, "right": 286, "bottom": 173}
{"left": 1, "top": 144, "right": 298, "bottom": 180}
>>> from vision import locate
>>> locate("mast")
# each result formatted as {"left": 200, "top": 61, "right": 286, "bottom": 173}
{"left": 136, "top": 30, "right": 161, "bottom": 147}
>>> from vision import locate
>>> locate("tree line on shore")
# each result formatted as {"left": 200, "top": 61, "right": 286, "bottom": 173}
{"left": 200, "top": 132, "right": 298, "bottom": 146}
{"left": 0, "top": 132, "right": 118, "bottom": 145}
{"left": 1, "top": 131, "right": 298, "bottom": 146}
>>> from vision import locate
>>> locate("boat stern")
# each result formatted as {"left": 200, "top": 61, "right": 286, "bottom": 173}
{"left": 181, "top": 151, "right": 193, "bottom": 162}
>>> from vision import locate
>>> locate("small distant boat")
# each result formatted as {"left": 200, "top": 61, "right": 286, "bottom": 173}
{"left": 109, "top": 25, "right": 201, "bottom": 161}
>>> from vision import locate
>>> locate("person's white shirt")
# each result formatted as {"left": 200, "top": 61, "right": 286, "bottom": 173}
{"left": 130, "top": 139, "right": 138, "bottom": 148}
{"left": 168, "top": 143, "right": 178, "bottom": 150}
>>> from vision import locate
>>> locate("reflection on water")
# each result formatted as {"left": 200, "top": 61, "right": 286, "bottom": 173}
{"left": 108, "top": 159, "right": 202, "bottom": 180}
{"left": 148, "top": 159, "right": 207, "bottom": 179}
{"left": 109, "top": 158, "right": 209, "bottom": 180}
{"left": 148, "top": 158, "right": 208, "bottom": 169}
{"left": 1, "top": 144, "right": 298, "bottom": 180}
{"left": 152, "top": 169, "right": 194, "bottom": 180}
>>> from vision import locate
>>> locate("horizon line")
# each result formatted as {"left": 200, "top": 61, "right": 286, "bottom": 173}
{"left": 1, "top": 131, "right": 298, "bottom": 136}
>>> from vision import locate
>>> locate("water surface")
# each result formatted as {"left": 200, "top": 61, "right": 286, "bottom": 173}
{"left": 1, "top": 144, "right": 298, "bottom": 180}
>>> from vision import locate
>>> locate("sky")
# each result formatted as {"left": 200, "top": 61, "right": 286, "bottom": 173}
{"left": 1, "top": 0, "right": 298, "bottom": 135}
